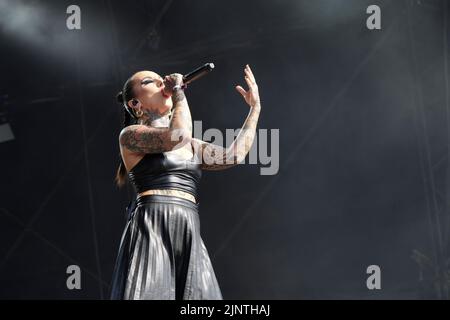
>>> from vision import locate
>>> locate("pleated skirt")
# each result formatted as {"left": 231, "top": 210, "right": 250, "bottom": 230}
{"left": 110, "top": 194, "right": 223, "bottom": 300}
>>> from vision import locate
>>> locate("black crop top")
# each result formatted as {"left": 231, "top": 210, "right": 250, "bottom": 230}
{"left": 127, "top": 143, "right": 202, "bottom": 200}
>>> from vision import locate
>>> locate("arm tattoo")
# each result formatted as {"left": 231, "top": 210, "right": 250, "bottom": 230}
{"left": 172, "top": 88, "right": 186, "bottom": 103}
{"left": 170, "top": 88, "right": 193, "bottom": 136}
{"left": 119, "top": 89, "right": 193, "bottom": 154}
{"left": 198, "top": 104, "right": 261, "bottom": 170}
{"left": 120, "top": 126, "right": 169, "bottom": 154}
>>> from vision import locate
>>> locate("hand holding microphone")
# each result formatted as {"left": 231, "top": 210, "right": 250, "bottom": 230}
{"left": 162, "top": 63, "right": 215, "bottom": 96}
{"left": 163, "top": 73, "right": 184, "bottom": 96}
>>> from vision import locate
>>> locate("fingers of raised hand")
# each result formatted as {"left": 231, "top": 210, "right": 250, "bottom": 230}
{"left": 235, "top": 85, "right": 247, "bottom": 97}
{"left": 245, "top": 64, "right": 256, "bottom": 83}
{"left": 244, "top": 66, "right": 254, "bottom": 82}
{"left": 244, "top": 75, "right": 254, "bottom": 88}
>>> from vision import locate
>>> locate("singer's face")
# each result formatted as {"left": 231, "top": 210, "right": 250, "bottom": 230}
{"left": 131, "top": 70, "right": 172, "bottom": 115}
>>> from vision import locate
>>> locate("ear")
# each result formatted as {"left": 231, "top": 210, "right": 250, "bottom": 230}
{"left": 127, "top": 99, "right": 140, "bottom": 109}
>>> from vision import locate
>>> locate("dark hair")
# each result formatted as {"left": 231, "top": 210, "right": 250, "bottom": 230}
{"left": 115, "top": 77, "right": 137, "bottom": 188}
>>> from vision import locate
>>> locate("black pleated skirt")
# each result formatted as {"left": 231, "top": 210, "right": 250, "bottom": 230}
{"left": 110, "top": 194, "right": 223, "bottom": 300}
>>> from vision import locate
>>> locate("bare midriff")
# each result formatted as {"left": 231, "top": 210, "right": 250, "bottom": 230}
{"left": 138, "top": 189, "right": 197, "bottom": 204}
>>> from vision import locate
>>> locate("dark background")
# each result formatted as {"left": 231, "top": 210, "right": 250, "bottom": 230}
{"left": 0, "top": 0, "right": 449, "bottom": 299}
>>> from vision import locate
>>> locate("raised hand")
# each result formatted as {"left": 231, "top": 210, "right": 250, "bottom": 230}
{"left": 235, "top": 64, "right": 261, "bottom": 109}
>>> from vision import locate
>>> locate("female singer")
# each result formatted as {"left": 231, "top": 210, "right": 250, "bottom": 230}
{"left": 110, "top": 64, "right": 261, "bottom": 300}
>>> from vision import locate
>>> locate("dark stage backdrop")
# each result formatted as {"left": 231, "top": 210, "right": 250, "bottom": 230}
{"left": 0, "top": 0, "right": 449, "bottom": 299}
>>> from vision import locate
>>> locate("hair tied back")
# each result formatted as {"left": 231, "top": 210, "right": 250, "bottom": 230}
{"left": 116, "top": 91, "right": 124, "bottom": 104}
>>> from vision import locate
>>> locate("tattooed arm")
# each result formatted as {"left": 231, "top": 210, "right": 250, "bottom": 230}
{"left": 193, "top": 106, "right": 261, "bottom": 170}
{"left": 119, "top": 73, "right": 192, "bottom": 154}
{"left": 193, "top": 64, "right": 261, "bottom": 170}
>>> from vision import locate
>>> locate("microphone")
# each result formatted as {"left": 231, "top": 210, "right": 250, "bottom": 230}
{"left": 182, "top": 63, "right": 215, "bottom": 86}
